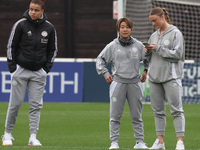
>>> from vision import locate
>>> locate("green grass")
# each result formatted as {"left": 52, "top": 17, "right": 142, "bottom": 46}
{"left": 0, "top": 102, "right": 199, "bottom": 150}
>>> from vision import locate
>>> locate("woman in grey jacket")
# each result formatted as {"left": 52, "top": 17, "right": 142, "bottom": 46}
{"left": 96, "top": 17, "right": 149, "bottom": 149}
{"left": 145, "top": 7, "right": 185, "bottom": 150}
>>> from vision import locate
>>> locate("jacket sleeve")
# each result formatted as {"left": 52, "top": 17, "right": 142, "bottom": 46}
{"left": 7, "top": 22, "right": 22, "bottom": 73}
{"left": 140, "top": 44, "right": 149, "bottom": 71}
{"left": 144, "top": 39, "right": 153, "bottom": 64}
{"left": 153, "top": 30, "right": 185, "bottom": 62}
{"left": 43, "top": 26, "right": 58, "bottom": 73}
{"left": 96, "top": 43, "right": 113, "bottom": 77}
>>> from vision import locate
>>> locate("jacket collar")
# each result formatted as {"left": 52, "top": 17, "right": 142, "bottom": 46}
{"left": 118, "top": 37, "right": 134, "bottom": 46}
{"left": 23, "top": 9, "right": 47, "bottom": 25}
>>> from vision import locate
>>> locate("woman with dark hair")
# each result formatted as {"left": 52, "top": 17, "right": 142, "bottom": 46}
{"left": 2, "top": 0, "right": 58, "bottom": 146}
{"left": 145, "top": 7, "right": 185, "bottom": 150}
{"left": 96, "top": 17, "right": 149, "bottom": 149}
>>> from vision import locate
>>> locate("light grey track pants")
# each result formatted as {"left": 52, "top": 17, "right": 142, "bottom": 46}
{"left": 109, "top": 81, "right": 144, "bottom": 143}
{"left": 149, "top": 79, "right": 185, "bottom": 137}
{"left": 5, "top": 66, "right": 47, "bottom": 134}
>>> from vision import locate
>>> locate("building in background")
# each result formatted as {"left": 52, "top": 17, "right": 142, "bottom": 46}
{"left": 0, "top": 0, "right": 200, "bottom": 59}
{"left": 0, "top": 0, "right": 116, "bottom": 58}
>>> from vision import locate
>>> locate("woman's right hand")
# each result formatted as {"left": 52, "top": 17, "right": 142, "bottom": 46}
{"left": 145, "top": 43, "right": 156, "bottom": 52}
{"left": 11, "top": 65, "right": 20, "bottom": 79}
{"left": 105, "top": 74, "right": 113, "bottom": 84}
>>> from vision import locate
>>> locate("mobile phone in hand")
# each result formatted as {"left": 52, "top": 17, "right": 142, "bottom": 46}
{"left": 142, "top": 42, "right": 150, "bottom": 47}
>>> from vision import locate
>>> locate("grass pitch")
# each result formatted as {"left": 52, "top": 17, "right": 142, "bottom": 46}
{"left": 0, "top": 102, "right": 199, "bottom": 150}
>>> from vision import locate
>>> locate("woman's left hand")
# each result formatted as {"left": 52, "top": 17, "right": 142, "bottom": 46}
{"left": 141, "top": 71, "right": 147, "bottom": 82}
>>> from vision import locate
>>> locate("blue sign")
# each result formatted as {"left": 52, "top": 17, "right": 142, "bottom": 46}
{"left": 182, "top": 61, "right": 200, "bottom": 104}
{"left": 0, "top": 60, "right": 83, "bottom": 102}
{"left": 1, "top": 59, "right": 200, "bottom": 104}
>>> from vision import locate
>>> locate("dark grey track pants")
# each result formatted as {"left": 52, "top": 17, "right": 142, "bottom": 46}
{"left": 5, "top": 66, "right": 46, "bottom": 134}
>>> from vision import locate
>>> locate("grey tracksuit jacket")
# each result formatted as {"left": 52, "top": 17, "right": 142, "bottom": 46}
{"left": 96, "top": 37, "right": 149, "bottom": 83}
{"left": 145, "top": 25, "right": 185, "bottom": 83}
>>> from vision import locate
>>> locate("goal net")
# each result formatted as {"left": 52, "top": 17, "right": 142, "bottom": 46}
{"left": 125, "top": 0, "right": 200, "bottom": 104}
{"left": 126, "top": 0, "right": 153, "bottom": 43}
{"left": 125, "top": 0, "right": 200, "bottom": 60}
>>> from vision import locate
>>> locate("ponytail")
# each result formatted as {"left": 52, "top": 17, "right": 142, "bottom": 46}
{"left": 149, "top": 7, "right": 172, "bottom": 24}
{"left": 162, "top": 8, "right": 172, "bottom": 24}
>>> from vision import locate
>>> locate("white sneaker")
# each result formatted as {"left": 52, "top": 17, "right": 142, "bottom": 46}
{"left": 149, "top": 139, "right": 165, "bottom": 149}
{"left": 28, "top": 138, "right": 42, "bottom": 146}
{"left": 2, "top": 133, "right": 14, "bottom": 146}
{"left": 134, "top": 141, "right": 148, "bottom": 149}
{"left": 109, "top": 142, "right": 119, "bottom": 149}
{"left": 176, "top": 140, "right": 185, "bottom": 150}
